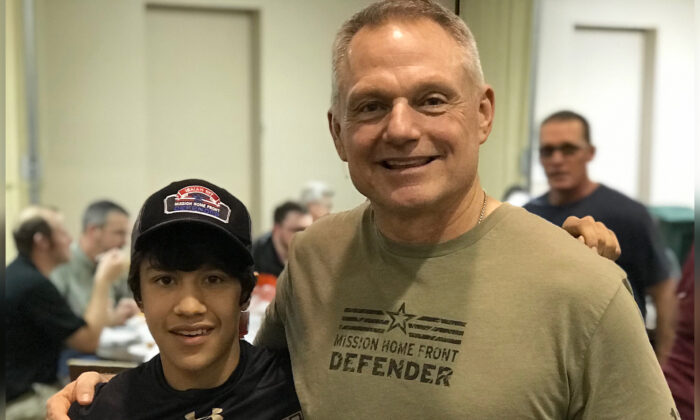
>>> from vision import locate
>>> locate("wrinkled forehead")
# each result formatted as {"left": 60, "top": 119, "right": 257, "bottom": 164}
{"left": 338, "top": 18, "right": 469, "bottom": 96}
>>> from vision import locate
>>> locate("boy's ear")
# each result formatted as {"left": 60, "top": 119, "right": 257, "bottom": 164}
{"left": 240, "top": 296, "right": 251, "bottom": 312}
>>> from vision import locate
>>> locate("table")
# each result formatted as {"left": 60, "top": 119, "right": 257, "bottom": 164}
{"left": 97, "top": 314, "right": 159, "bottom": 363}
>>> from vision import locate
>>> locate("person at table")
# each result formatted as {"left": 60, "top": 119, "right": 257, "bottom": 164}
{"left": 251, "top": 200, "right": 312, "bottom": 279}
{"left": 66, "top": 179, "right": 301, "bottom": 419}
{"left": 6, "top": 206, "right": 119, "bottom": 420}
{"left": 51, "top": 200, "right": 138, "bottom": 326}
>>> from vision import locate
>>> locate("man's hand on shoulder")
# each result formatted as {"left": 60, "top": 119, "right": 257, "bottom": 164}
{"left": 46, "top": 371, "right": 113, "bottom": 420}
{"left": 562, "top": 215, "right": 621, "bottom": 261}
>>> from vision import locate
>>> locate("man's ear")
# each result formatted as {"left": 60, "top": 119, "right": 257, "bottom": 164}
{"left": 85, "top": 223, "right": 101, "bottom": 239}
{"left": 586, "top": 145, "right": 596, "bottom": 162}
{"left": 328, "top": 109, "right": 347, "bottom": 162}
{"left": 33, "top": 232, "right": 49, "bottom": 251}
{"left": 477, "top": 85, "right": 496, "bottom": 145}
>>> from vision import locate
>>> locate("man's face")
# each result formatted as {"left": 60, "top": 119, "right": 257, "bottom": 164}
{"left": 274, "top": 211, "right": 313, "bottom": 253}
{"left": 48, "top": 213, "right": 72, "bottom": 264}
{"left": 94, "top": 211, "right": 130, "bottom": 252}
{"left": 139, "top": 261, "right": 244, "bottom": 389}
{"left": 539, "top": 119, "right": 594, "bottom": 193}
{"left": 329, "top": 18, "right": 494, "bottom": 214}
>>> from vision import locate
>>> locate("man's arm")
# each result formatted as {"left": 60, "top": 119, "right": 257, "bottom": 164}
{"left": 647, "top": 278, "right": 678, "bottom": 364}
{"left": 572, "top": 281, "right": 677, "bottom": 419}
{"left": 46, "top": 372, "right": 114, "bottom": 420}
{"left": 65, "top": 250, "right": 126, "bottom": 352}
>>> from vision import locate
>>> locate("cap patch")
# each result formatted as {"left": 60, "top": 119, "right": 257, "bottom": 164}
{"left": 164, "top": 185, "right": 231, "bottom": 223}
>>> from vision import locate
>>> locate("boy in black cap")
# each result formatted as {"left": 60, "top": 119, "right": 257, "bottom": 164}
{"left": 68, "top": 179, "right": 302, "bottom": 419}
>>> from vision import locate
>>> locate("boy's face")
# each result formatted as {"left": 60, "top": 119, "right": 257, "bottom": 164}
{"left": 139, "top": 259, "right": 246, "bottom": 390}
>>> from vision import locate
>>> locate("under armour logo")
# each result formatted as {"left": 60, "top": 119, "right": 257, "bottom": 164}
{"left": 184, "top": 408, "right": 223, "bottom": 420}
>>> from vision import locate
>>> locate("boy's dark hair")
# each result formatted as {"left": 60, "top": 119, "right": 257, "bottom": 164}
{"left": 273, "top": 201, "right": 308, "bottom": 225}
{"left": 128, "top": 223, "right": 256, "bottom": 305}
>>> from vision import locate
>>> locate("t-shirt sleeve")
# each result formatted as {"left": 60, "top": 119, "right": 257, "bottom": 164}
{"left": 112, "top": 273, "right": 133, "bottom": 302}
{"left": 50, "top": 265, "right": 70, "bottom": 296}
{"left": 254, "top": 267, "right": 291, "bottom": 350}
{"left": 576, "top": 283, "right": 678, "bottom": 419}
{"left": 27, "top": 280, "right": 86, "bottom": 343}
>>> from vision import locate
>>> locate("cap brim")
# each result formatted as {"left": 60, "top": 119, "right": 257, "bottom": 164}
{"left": 133, "top": 218, "right": 254, "bottom": 266}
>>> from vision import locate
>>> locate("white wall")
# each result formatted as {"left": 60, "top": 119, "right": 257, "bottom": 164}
{"left": 9, "top": 0, "right": 372, "bottom": 254}
{"left": 189, "top": 0, "right": 372, "bottom": 230}
{"left": 532, "top": 0, "right": 694, "bottom": 207}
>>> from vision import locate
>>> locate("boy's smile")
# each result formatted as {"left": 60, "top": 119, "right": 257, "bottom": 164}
{"left": 139, "top": 262, "right": 245, "bottom": 391}
{"left": 170, "top": 323, "right": 215, "bottom": 346}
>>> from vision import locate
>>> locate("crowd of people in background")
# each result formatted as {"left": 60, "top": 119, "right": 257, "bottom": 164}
{"left": 8, "top": 135, "right": 692, "bottom": 419}
{"left": 5, "top": 181, "right": 335, "bottom": 419}
{"left": 6, "top": 1, "right": 693, "bottom": 419}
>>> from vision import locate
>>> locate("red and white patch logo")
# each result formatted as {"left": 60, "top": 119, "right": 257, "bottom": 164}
{"left": 164, "top": 185, "right": 231, "bottom": 223}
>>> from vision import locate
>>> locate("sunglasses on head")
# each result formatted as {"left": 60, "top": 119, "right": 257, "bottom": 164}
{"left": 539, "top": 143, "right": 586, "bottom": 158}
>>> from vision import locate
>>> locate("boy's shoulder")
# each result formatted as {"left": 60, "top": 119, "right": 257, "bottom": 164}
{"left": 238, "top": 340, "right": 295, "bottom": 387}
{"left": 68, "top": 343, "right": 302, "bottom": 419}
{"left": 67, "top": 356, "right": 162, "bottom": 418}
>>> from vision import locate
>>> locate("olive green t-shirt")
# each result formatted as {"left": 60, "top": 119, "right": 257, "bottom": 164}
{"left": 256, "top": 203, "right": 677, "bottom": 419}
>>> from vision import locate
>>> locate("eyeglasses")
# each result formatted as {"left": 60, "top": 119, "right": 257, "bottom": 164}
{"left": 539, "top": 143, "right": 586, "bottom": 158}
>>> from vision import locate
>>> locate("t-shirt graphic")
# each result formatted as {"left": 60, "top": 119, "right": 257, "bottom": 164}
{"left": 329, "top": 302, "right": 465, "bottom": 387}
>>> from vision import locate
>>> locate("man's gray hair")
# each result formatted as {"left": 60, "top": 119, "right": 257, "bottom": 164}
{"left": 330, "top": 0, "right": 484, "bottom": 108}
{"left": 82, "top": 200, "right": 129, "bottom": 232}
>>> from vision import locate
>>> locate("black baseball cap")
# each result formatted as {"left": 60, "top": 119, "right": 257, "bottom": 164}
{"left": 131, "top": 179, "right": 253, "bottom": 265}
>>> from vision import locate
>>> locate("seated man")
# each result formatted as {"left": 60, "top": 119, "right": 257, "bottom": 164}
{"left": 249, "top": 201, "right": 313, "bottom": 339}
{"left": 51, "top": 200, "right": 138, "bottom": 326}
{"left": 299, "top": 180, "right": 334, "bottom": 221}
{"left": 66, "top": 179, "right": 301, "bottom": 419}
{"left": 6, "top": 206, "right": 118, "bottom": 420}
{"left": 252, "top": 201, "right": 313, "bottom": 278}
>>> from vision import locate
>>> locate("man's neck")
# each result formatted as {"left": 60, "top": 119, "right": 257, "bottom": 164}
{"left": 162, "top": 340, "right": 241, "bottom": 391}
{"left": 30, "top": 253, "right": 58, "bottom": 277}
{"left": 373, "top": 184, "right": 499, "bottom": 244}
{"left": 548, "top": 180, "right": 599, "bottom": 206}
{"left": 271, "top": 233, "right": 288, "bottom": 264}
{"left": 79, "top": 236, "right": 99, "bottom": 262}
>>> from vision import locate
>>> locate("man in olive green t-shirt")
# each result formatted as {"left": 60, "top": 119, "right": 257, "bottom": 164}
{"left": 254, "top": 1, "right": 676, "bottom": 418}
{"left": 47, "top": 1, "right": 675, "bottom": 419}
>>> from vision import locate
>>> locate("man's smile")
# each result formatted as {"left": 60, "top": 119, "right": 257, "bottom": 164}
{"left": 379, "top": 156, "right": 439, "bottom": 170}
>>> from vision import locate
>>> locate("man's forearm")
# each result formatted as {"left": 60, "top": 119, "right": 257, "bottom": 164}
{"left": 84, "top": 278, "right": 112, "bottom": 328}
{"left": 649, "top": 278, "right": 678, "bottom": 364}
